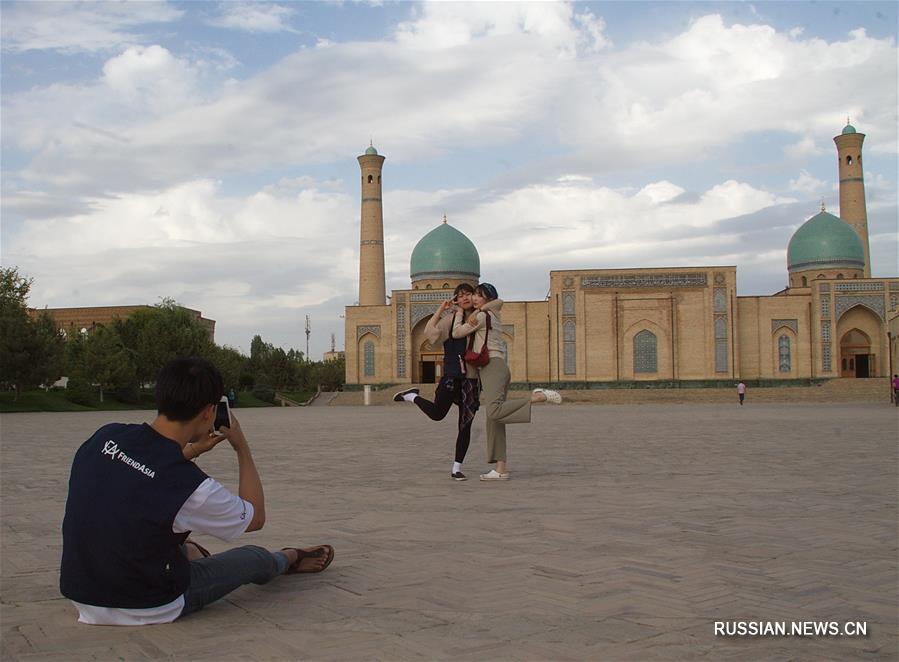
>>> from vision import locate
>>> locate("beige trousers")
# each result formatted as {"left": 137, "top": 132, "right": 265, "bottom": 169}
{"left": 478, "top": 356, "right": 531, "bottom": 463}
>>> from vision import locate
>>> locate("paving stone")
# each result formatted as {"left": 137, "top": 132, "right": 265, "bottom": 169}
{"left": 1, "top": 403, "right": 896, "bottom": 660}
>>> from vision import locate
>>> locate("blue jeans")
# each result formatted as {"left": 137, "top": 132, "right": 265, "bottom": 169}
{"left": 179, "top": 545, "right": 289, "bottom": 618}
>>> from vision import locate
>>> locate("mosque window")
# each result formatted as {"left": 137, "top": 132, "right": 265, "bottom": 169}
{"left": 442, "top": 283, "right": 450, "bottom": 289}
{"left": 425, "top": 284, "right": 432, "bottom": 289}
{"left": 846, "top": 156, "right": 852, "bottom": 165}
{"left": 836, "top": 273, "right": 844, "bottom": 280}
{"left": 378, "top": 176, "right": 381, "bottom": 183}
{"left": 801, "top": 276, "right": 807, "bottom": 287}
{"left": 367, "top": 175, "right": 373, "bottom": 183}
{"left": 857, "top": 155, "right": 861, "bottom": 164}
{"left": 634, "top": 330, "right": 657, "bottom": 374}
{"left": 778, "top": 335, "right": 791, "bottom": 373}
{"left": 363, "top": 341, "right": 375, "bottom": 377}
{"left": 816, "top": 274, "right": 825, "bottom": 279}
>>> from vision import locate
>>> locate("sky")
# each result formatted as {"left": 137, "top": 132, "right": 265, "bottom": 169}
{"left": 2, "top": 1, "right": 897, "bottom": 361}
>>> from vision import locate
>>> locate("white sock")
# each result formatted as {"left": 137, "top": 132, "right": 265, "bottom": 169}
{"left": 453, "top": 462, "right": 462, "bottom": 474}
{"left": 403, "top": 392, "right": 417, "bottom": 402}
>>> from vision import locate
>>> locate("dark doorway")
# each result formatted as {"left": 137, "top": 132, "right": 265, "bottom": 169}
{"left": 420, "top": 361, "right": 436, "bottom": 384}
{"left": 855, "top": 354, "right": 870, "bottom": 378}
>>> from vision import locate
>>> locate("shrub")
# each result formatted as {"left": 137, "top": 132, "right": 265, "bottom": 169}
{"left": 251, "top": 383, "right": 276, "bottom": 404}
{"left": 66, "top": 377, "right": 97, "bottom": 407}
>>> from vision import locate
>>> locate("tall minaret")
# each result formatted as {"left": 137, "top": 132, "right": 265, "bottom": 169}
{"left": 833, "top": 119, "right": 870, "bottom": 277}
{"left": 357, "top": 143, "right": 387, "bottom": 305}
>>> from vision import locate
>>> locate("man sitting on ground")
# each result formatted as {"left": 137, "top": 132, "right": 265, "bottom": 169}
{"left": 60, "top": 356, "right": 334, "bottom": 625}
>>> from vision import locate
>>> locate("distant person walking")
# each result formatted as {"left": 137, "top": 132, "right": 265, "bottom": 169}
{"left": 737, "top": 381, "right": 747, "bottom": 406}
{"left": 393, "top": 283, "right": 480, "bottom": 480}
{"left": 452, "top": 283, "right": 562, "bottom": 481}
{"left": 892, "top": 374, "right": 899, "bottom": 406}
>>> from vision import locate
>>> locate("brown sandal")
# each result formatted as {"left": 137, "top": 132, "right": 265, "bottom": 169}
{"left": 281, "top": 545, "right": 334, "bottom": 574}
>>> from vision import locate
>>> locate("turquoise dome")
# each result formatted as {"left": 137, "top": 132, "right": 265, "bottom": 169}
{"left": 787, "top": 211, "right": 865, "bottom": 272}
{"left": 410, "top": 222, "right": 480, "bottom": 281}
{"left": 841, "top": 123, "right": 857, "bottom": 135}
{"left": 365, "top": 144, "right": 378, "bottom": 155}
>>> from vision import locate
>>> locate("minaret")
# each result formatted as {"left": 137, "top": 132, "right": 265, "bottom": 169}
{"left": 833, "top": 118, "right": 870, "bottom": 277}
{"left": 357, "top": 143, "right": 387, "bottom": 305}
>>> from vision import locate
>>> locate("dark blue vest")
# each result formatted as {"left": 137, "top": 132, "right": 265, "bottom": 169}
{"left": 60, "top": 423, "right": 208, "bottom": 608}
{"left": 443, "top": 312, "right": 469, "bottom": 378}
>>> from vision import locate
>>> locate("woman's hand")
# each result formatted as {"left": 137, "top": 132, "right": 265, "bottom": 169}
{"left": 438, "top": 297, "right": 454, "bottom": 314}
{"left": 467, "top": 311, "right": 480, "bottom": 327}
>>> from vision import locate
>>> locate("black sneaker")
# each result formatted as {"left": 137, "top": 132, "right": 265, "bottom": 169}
{"left": 451, "top": 471, "right": 467, "bottom": 481}
{"left": 393, "top": 388, "right": 420, "bottom": 402}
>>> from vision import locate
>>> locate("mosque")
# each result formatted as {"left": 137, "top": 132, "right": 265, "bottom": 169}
{"left": 344, "top": 123, "right": 898, "bottom": 387}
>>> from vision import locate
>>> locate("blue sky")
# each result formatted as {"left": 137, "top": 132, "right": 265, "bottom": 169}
{"left": 2, "top": 1, "right": 897, "bottom": 359}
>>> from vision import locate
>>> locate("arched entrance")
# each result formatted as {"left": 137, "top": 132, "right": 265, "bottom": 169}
{"left": 410, "top": 316, "right": 442, "bottom": 383}
{"left": 839, "top": 328, "right": 873, "bottom": 378}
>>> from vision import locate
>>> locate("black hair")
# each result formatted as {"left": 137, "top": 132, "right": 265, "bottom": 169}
{"left": 155, "top": 357, "right": 224, "bottom": 422}
{"left": 475, "top": 282, "right": 498, "bottom": 301}
{"left": 453, "top": 283, "right": 475, "bottom": 296}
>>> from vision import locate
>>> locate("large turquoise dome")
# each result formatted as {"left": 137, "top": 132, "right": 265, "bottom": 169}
{"left": 787, "top": 210, "right": 865, "bottom": 272}
{"left": 410, "top": 221, "right": 480, "bottom": 282}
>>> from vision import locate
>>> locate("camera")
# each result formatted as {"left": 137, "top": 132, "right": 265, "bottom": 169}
{"left": 213, "top": 395, "right": 231, "bottom": 433}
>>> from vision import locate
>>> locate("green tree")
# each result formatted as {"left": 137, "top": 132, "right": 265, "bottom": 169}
{"left": 313, "top": 356, "right": 346, "bottom": 391}
{"left": 81, "top": 326, "right": 135, "bottom": 402}
{"left": 0, "top": 267, "right": 65, "bottom": 398}
{"left": 208, "top": 344, "right": 247, "bottom": 393}
{"left": 115, "top": 298, "right": 214, "bottom": 385}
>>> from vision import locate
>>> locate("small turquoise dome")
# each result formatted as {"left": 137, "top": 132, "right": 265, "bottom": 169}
{"left": 787, "top": 211, "right": 865, "bottom": 272}
{"left": 365, "top": 144, "right": 378, "bottom": 155}
{"left": 841, "top": 123, "right": 856, "bottom": 135}
{"left": 410, "top": 221, "right": 480, "bottom": 282}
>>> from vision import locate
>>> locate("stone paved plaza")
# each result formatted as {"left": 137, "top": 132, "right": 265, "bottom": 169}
{"left": 2, "top": 402, "right": 897, "bottom": 661}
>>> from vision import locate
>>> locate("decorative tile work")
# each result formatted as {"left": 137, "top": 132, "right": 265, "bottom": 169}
{"left": 563, "top": 277, "right": 575, "bottom": 288}
{"left": 396, "top": 304, "right": 406, "bottom": 377}
{"left": 357, "top": 325, "right": 381, "bottom": 341}
{"left": 411, "top": 292, "right": 453, "bottom": 301}
{"left": 411, "top": 304, "right": 439, "bottom": 326}
{"left": 633, "top": 330, "right": 657, "bottom": 373}
{"left": 563, "top": 292, "right": 575, "bottom": 315}
{"left": 563, "top": 319, "right": 576, "bottom": 374}
{"left": 714, "top": 316, "right": 727, "bottom": 373}
{"left": 820, "top": 296, "right": 830, "bottom": 318}
{"left": 771, "top": 319, "right": 798, "bottom": 334}
{"left": 834, "top": 294, "right": 884, "bottom": 321}
{"left": 890, "top": 282, "right": 899, "bottom": 291}
{"left": 563, "top": 342, "right": 576, "bottom": 375}
{"left": 821, "top": 320, "right": 832, "bottom": 372}
{"left": 835, "top": 282, "right": 884, "bottom": 292}
{"left": 363, "top": 340, "right": 375, "bottom": 377}
{"left": 890, "top": 294, "right": 897, "bottom": 311}
{"left": 778, "top": 335, "right": 791, "bottom": 372}
{"left": 714, "top": 272, "right": 726, "bottom": 285}
{"left": 581, "top": 273, "right": 708, "bottom": 289}
{"left": 819, "top": 283, "right": 830, "bottom": 292}
{"left": 713, "top": 288, "right": 727, "bottom": 313}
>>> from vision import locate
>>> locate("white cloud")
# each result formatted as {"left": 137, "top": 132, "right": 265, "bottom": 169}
{"left": 0, "top": 1, "right": 183, "bottom": 53}
{"left": 206, "top": 3, "right": 298, "bottom": 33}
{"left": 789, "top": 169, "right": 826, "bottom": 194}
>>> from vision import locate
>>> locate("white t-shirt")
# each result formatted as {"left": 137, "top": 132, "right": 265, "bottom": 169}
{"left": 71, "top": 477, "right": 253, "bottom": 626}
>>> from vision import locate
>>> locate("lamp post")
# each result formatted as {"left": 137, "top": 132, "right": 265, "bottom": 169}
{"left": 888, "top": 331, "right": 894, "bottom": 403}
{"left": 305, "top": 315, "right": 311, "bottom": 361}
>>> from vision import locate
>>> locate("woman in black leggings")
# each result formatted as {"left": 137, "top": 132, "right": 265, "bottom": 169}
{"left": 394, "top": 283, "right": 480, "bottom": 480}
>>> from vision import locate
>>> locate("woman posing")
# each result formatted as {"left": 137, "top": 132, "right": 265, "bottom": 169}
{"left": 393, "top": 283, "right": 481, "bottom": 481}
{"left": 453, "top": 283, "right": 561, "bottom": 481}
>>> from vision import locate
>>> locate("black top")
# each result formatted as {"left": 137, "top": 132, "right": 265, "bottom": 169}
{"left": 60, "top": 423, "right": 208, "bottom": 608}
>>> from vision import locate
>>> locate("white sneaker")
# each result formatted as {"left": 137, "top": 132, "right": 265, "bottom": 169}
{"left": 533, "top": 387, "right": 562, "bottom": 404}
{"left": 479, "top": 469, "right": 510, "bottom": 481}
